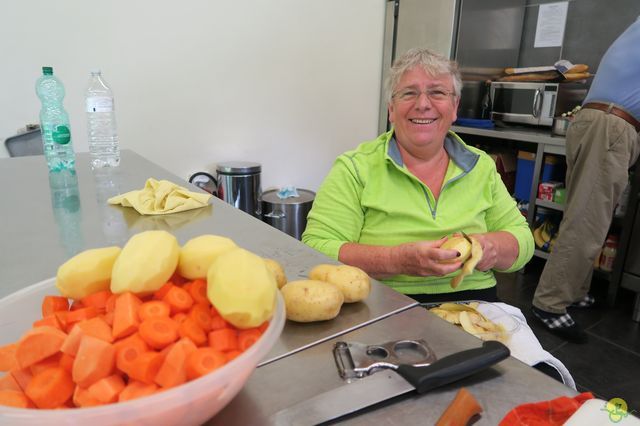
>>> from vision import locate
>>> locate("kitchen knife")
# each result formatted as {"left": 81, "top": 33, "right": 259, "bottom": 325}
{"left": 268, "top": 340, "right": 509, "bottom": 425}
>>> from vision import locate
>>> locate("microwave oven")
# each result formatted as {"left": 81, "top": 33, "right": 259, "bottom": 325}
{"left": 489, "top": 81, "right": 586, "bottom": 127}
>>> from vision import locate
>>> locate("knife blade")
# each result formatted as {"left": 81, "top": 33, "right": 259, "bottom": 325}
{"left": 460, "top": 230, "right": 472, "bottom": 244}
{"left": 267, "top": 341, "right": 509, "bottom": 425}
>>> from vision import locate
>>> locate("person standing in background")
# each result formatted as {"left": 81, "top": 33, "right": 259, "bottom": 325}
{"left": 532, "top": 17, "right": 640, "bottom": 343}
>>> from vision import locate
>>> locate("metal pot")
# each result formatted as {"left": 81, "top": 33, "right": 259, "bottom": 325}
{"left": 261, "top": 189, "right": 315, "bottom": 240}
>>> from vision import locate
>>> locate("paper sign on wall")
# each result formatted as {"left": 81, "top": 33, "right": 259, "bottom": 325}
{"left": 534, "top": 1, "right": 569, "bottom": 48}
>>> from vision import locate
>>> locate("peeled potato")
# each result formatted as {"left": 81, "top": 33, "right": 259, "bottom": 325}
{"left": 439, "top": 236, "right": 472, "bottom": 264}
{"left": 281, "top": 280, "right": 344, "bottom": 322}
{"left": 178, "top": 234, "right": 237, "bottom": 279}
{"left": 325, "top": 265, "right": 371, "bottom": 303}
{"left": 111, "top": 230, "right": 180, "bottom": 295}
{"left": 56, "top": 246, "right": 121, "bottom": 299}
{"left": 308, "top": 264, "right": 338, "bottom": 282}
{"left": 208, "top": 248, "right": 277, "bottom": 329}
{"left": 264, "top": 258, "right": 287, "bottom": 289}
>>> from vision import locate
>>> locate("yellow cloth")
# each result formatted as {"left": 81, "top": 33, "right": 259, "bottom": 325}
{"left": 108, "top": 178, "right": 212, "bottom": 215}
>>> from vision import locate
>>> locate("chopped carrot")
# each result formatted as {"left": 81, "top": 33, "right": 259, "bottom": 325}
{"left": 0, "top": 373, "right": 21, "bottom": 392}
{"left": 118, "top": 381, "right": 158, "bottom": 402}
{"left": 162, "top": 286, "right": 194, "bottom": 314}
{"left": 88, "top": 374, "right": 125, "bottom": 404}
{"left": 72, "top": 335, "right": 115, "bottom": 388}
{"left": 127, "top": 352, "right": 164, "bottom": 384}
{"left": 105, "top": 293, "right": 118, "bottom": 313}
{"left": 115, "top": 334, "right": 149, "bottom": 377}
{"left": 25, "top": 366, "right": 74, "bottom": 409}
{"left": 210, "top": 304, "right": 219, "bottom": 317}
{"left": 102, "top": 311, "right": 115, "bottom": 326}
{"left": 41, "top": 296, "right": 69, "bottom": 318}
{"left": 29, "top": 353, "right": 62, "bottom": 376}
{"left": 225, "top": 350, "right": 242, "bottom": 363}
{"left": 258, "top": 321, "right": 270, "bottom": 333}
{"left": 69, "top": 300, "right": 85, "bottom": 311}
{"left": 154, "top": 338, "right": 197, "bottom": 388}
{"left": 208, "top": 328, "right": 238, "bottom": 352}
{"left": 139, "top": 317, "right": 179, "bottom": 350}
{"left": 112, "top": 292, "right": 143, "bottom": 340}
{"left": 187, "top": 279, "right": 209, "bottom": 305}
{"left": 178, "top": 318, "right": 207, "bottom": 346}
{"left": 153, "top": 282, "right": 175, "bottom": 301}
{"left": 9, "top": 368, "right": 32, "bottom": 392}
{"left": 189, "top": 304, "right": 213, "bottom": 331}
{"left": 186, "top": 347, "right": 226, "bottom": 380}
{"left": 54, "top": 311, "right": 70, "bottom": 331}
{"left": 81, "top": 290, "right": 112, "bottom": 311}
{"left": 60, "top": 324, "right": 84, "bottom": 356}
{"left": 238, "top": 329, "right": 262, "bottom": 351}
{"left": 66, "top": 306, "right": 99, "bottom": 327}
{"left": 16, "top": 326, "right": 67, "bottom": 369}
{"left": 0, "top": 343, "right": 18, "bottom": 372}
{"left": 33, "top": 314, "right": 62, "bottom": 330}
{"left": 138, "top": 300, "right": 171, "bottom": 321}
{"left": 0, "top": 389, "right": 34, "bottom": 408}
{"left": 73, "top": 386, "right": 102, "bottom": 408}
{"left": 172, "top": 313, "right": 188, "bottom": 323}
{"left": 78, "top": 316, "right": 114, "bottom": 343}
{"left": 210, "top": 315, "right": 229, "bottom": 331}
{"left": 59, "top": 353, "right": 75, "bottom": 373}
{"left": 435, "top": 388, "right": 483, "bottom": 426}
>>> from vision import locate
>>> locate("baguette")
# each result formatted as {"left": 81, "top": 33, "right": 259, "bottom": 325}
{"left": 567, "top": 64, "right": 589, "bottom": 73}
{"left": 563, "top": 72, "right": 592, "bottom": 81}
{"left": 498, "top": 71, "right": 559, "bottom": 82}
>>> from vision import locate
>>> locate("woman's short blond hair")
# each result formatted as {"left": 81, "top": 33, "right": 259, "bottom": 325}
{"left": 385, "top": 47, "right": 462, "bottom": 104}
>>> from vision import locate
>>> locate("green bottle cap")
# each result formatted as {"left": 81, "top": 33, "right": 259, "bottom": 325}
{"left": 42, "top": 67, "right": 53, "bottom": 75}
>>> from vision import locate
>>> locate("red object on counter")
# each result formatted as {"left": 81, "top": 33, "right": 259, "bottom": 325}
{"left": 499, "top": 392, "right": 594, "bottom": 426}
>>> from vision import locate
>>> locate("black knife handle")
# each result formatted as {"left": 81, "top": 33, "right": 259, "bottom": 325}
{"left": 396, "top": 340, "right": 510, "bottom": 394}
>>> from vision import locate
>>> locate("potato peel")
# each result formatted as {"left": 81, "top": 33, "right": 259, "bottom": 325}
{"left": 450, "top": 236, "right": 482, "bottom": 289}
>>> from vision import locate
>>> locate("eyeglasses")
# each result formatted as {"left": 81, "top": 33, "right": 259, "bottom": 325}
{"left": 392, "top": 87, "right": 456, "bottom": 103}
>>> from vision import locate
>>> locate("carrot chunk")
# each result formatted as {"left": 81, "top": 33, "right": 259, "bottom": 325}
{"left": 139, "top": 317, "right": 179, "bottom": 350}
{"left": 189, "top": 304, "right": 213, "bottom": 332}
{"left": 115, "top": 334, "right": 149, "bottom": 377}
{"left": 154, "top": 338, "right": 197, "bottom": 388}
{"left": 210, "top": 315, "right": 229, "bottom": 331}
{"left": 0, "top": 389, "right": 34, "bottom": 408}
{"left": 88, "top": 374, "right": 125, "bottom": 404}
{"left": 178, "top": 317, "right": 207, "bottom": 346}
{"left": 16, "top": 326, "right": 67, "bottom": 369}
{"left": 72, "top": 335, "right": 115, "bottom": 388}
{"left": 238, "top": 328, "right": 262, "bottom": 351}
{"left": 127, "top": 352, "right": 164, "bottom": 384}
{"left": 162, "top": 286, "right": 194, "bottom": 314}
{"left": 105, "top": 293, "right": 118, "bottom": 313}
{"left": 208, "top": 328, "right": 238, "bottom": 352}
{"left": 112, "top": 292, "right": 143, "bottom": 340}
{"left": 29, "top": 353, "right": 62, "bottom": 376}
{"left": 78, "top": 316, "right": 114, "bottom": 343}
{"left": 59, "top": 353, "right": 75, "bottom": 373}
{"left": 186, "top": 347, "right": 226, "bottom": 380}
{"left": 187, "top": 279, "right": 209, "bottom": 305}
{"left": 25, "top": 367, "right": 74, "bottom": 409}
{"left": 9, "top": 368, "right": 33, "bottom": 392}
{"left": 118, "top": 380, "right": 158, "bottom": 402}
{"left": 41, "top": 296, "right": 69, "bottom": 318}
{"left": 73, "top": 386, "right": 103, "bottom": 408}
{"left": 33, "top": 315, "right": 62, "bottom": 330}
{"left": 0, "top": 343, "right": 18, "bottom": 372}
{"left": 138, "top": 300, "right": 171, "bottom": 322}
{"left": 0, "top": 373, "right": 22, "bottom": 392}
{"left": 225, "top": 350, "right": 242, "bottom": 363}
{"left": 153, "top": 282, "right": 175, "bottom": 301}
{"left": 80, "top": 290, "right": 112, "bottom": 311}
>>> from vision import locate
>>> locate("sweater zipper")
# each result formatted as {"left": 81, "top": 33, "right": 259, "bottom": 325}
{"left": 421, "top": 171, "right": 468, "bottom": 220}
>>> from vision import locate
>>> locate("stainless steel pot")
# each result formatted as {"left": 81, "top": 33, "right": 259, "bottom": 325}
{"left": 216, "top": 161, "right": 262, "bottom": 218}
{"left": 261, "top": 189, "right": 315, "bottom": 240}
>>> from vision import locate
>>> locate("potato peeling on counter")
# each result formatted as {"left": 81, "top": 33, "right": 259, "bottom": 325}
{"left": 429, "top": 302, "right": 508, "bottom": 343}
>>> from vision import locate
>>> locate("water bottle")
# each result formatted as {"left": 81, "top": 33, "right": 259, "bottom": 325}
{"left": 86, "top": 70, "right": 120, "bottom": 168}
{"left": 35, "top": 66, "right": 76, "bottom": 173}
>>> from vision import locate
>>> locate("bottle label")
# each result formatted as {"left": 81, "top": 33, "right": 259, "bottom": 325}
{"left": 86, "top": 96, "right": 114, "bottom": 112}
{"left": 52, "top": 125, "right": 71, "bottom": 145}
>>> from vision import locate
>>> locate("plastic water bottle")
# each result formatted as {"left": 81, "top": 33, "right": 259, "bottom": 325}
{"left": 35, "top": 66, "right": 76, "bottom": 173}
{"left": 86, "top": 70, "right": 120, "bottom": 168}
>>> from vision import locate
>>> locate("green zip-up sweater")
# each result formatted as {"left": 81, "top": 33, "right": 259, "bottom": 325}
{"left": 302, "top": 130, "right": 534, "bottom": 295}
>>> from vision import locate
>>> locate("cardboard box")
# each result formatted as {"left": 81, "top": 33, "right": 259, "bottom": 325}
{"left": 538, "top": 181, "right": 562, "bottom": 201}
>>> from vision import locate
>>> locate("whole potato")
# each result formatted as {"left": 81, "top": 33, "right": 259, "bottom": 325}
{"left": 308, "top": 264, "right": 338, "bottom": 281}
{"left": 178, "top": 234, "right": 237, "bottom": 279}
{"left": 325, "top": 265, "right": 371, "bottom": 303}
{"left": 264, "top": 258, "right": 287, "bottom": 289}
{"left": 281, "top": 280, "right": 344, "bottom": 322}
{"left": 56, "top": 246, "right": 121, "bottom": 299}
{"left": 438, "top": 236, "right": 471, "bottom": 264}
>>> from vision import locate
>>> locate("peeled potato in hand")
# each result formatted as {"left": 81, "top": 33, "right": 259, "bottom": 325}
{"left": 264, "top": 258, "right": 287, "bottom": 289}
{"left": 438, "top": 236, "right": 472, "bottom": 264}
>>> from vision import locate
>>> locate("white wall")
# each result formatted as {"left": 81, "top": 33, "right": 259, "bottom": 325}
{"left": 0, "top": 0, "right": 385, "bottom": 191}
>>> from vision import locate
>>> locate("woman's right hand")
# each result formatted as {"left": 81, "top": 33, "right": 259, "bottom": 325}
{"left": 394, "top": 238, "right": 464, "bottom": 277}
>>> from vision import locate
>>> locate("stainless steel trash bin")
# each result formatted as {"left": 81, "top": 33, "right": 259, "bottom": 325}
{"left": 216, "top": 161, "right": 262, "bottom": 218}
{"left": 261, "top": 189, "right": 315, "bottom": 240}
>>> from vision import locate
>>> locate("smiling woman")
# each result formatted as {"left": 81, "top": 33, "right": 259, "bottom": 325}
{"left": 302, "top": 47, "right": 534, "bottom": 304}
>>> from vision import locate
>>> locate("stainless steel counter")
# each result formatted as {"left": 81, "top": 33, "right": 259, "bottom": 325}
{"left": 0, "top": 150, "right": 576, "bottom": 424}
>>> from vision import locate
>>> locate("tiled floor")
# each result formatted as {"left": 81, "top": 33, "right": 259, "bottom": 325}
{"left": 495, "top": 258, "right": 640, "bottom": 415}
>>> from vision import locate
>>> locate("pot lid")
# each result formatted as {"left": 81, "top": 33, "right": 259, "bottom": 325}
{"left": 216, "top": 161, "right": 261, "bottom": 175}
{"left": 261, "top": 188, "right": 316, "bottom": 204}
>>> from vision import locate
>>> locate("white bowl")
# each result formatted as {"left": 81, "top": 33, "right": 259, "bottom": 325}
{"left": 0, "top": 278, "right": 285, "bottom": 426}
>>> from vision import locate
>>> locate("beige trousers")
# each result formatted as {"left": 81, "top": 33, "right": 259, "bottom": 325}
{"left": 533, "top": 108, "right": 640, "bottom": 314}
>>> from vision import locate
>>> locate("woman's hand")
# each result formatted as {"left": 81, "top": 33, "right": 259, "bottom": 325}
{"left": 393, "top": 238, "right": 465, "bottom": 277}
{"left": 469, "top": 233, "right": 498, "bottom": 271}
{"left": 469, "top": 232, "right": 519, "bottom": 271}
